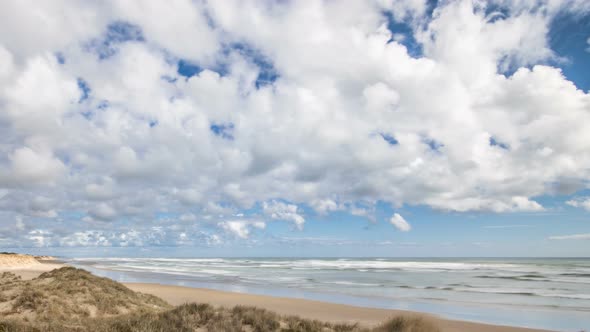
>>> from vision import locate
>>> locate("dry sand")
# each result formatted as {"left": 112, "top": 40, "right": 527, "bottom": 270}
{"left": 125, "top": 283, "right": 552, "bottom": 332}
{"left": 0, "top": 253, "right": 65, "bottom": 280}
{"left": 0, "top": 258, "right": 553, "bottom": 332}
{"left": 0, "top": 262, "right": 65, "bottom": 280}
{"left": 0, "top": 253, "right": 43, "bottom": 267}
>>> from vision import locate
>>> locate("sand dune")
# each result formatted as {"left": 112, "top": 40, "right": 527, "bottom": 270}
{"left": 0, "top": 266, "right": 435, "bottom": 332}
{"left": 33, "top": 255, "right": 57, "bottom": 261}
{"left": 0, "top": 253, "right": 41, "bottom": 267}
{"left": 0, "top": 260, "right": 554, "bottom": 331}
{"left": 0, "top": 253, "right": 64, "bottom": 280}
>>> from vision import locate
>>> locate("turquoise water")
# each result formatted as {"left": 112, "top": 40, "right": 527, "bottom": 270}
{"left": 68, "top": 257, "right": 590, "bottom": 331}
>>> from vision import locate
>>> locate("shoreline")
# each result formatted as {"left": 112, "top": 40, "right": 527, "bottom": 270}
{"left": 0, "top": 261, "right": 556, "bottom": 331}
{"left": 124, "top": 282, "right": 552, "bottom": 332}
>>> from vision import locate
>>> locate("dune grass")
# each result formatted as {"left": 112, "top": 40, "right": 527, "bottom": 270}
{"left": 1, "top": 267, "right": 170, "bottom": 324}
{"left": 0, "top": 267, "right": 440, "bottom": 332}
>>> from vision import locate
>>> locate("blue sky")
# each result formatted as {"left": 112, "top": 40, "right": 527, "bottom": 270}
{"left": 1, "top": 0, "right": 590, "bottom": 257}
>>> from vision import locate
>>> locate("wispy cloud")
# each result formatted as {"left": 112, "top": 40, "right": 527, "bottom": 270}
{"left": 471, "top": 242, "right": 492, "bottom": 247}
{"left": 277, "top": 236, "right": 354, "bottom": 246}
{"left": 483, "top": 224, "right": 532, "bottom": 229}
{"left": 565, "top": 197, "right": 590, "bottom": 211}
{"left": 548, "top": 233, "right": 590, "bottom": 240}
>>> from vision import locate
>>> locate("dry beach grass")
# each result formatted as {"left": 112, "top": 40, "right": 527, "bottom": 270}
{"left": 0, "top": 254, "right": 551, "bottom": 332}
{"left": 0, "top": 267, "right": 170, "bottom": 329}
{"left": 0, "top": 267, "right": 439, "bottom": 332}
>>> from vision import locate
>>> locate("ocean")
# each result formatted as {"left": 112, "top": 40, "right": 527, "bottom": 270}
{"left": 67, "top": 257, "right": 590, "bottom": 331}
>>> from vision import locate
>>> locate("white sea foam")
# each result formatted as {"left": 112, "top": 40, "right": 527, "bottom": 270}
{"left": 229, "top": 259, "right": 517, "bottom": 271}
{"left": 69, "top": 257, "right": 590, "bottom": 312}
{"left": 325, "top": 281, "right": 383, "bottom": 287}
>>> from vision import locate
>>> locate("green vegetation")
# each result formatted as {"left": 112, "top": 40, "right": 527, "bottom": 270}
{"left": 0, "top": 267, "right": 439, "bottom": 332}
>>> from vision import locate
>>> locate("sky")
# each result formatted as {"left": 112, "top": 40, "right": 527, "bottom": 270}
{"left": 1, "top": 0, "right": 590, "bottom": 258}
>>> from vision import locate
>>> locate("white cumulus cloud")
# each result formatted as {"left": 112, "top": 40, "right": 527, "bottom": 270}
{"left": 218, "top": 220, "right": 266, "bottom": 239}
{"left": 565, "top": 197, "right": 590, "bottom": 211}
{"left": 0, "top": 0, "right": 588, "bottom": 247}
{"left": 263, "top": 201, "right": 305, "bottom": 230}
{"left": 389, "top": 213, "right": 411, "bottom": 232}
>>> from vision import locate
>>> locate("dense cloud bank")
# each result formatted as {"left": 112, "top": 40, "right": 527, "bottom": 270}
{"left": 0, "top": 0, "right": 589, "bottom": 247}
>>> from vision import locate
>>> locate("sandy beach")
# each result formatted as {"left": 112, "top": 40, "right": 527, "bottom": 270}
{"left": 124, "top": 282, "right": 551, "bottom": 332}
{"left": 1, "top": 258, "right": 552, "bottom": 332}
{"left": 0, "top": 254, "right": 65, "bottom": 280}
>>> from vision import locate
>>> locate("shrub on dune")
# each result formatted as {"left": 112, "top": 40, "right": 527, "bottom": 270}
{"left": 0, "top": 268, "right": 439, "bottom": 332}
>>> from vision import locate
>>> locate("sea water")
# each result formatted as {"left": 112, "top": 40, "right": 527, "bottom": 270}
{"left": 68, "top": 257, "right": 590, "bottom": 331}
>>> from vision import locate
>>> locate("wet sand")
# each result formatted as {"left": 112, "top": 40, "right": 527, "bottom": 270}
{"left": 0, "top": 260, "right": 554, "bottom": 331}
{"left": 126, "top": 282, "right": 553, "bottom": 332}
